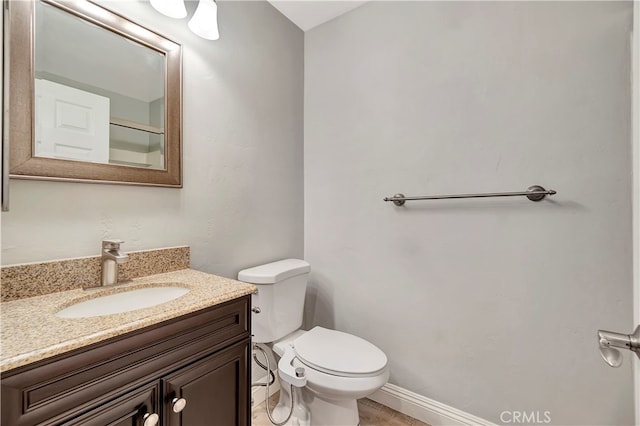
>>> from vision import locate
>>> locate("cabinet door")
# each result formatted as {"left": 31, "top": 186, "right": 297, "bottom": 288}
{"left": 163, "top": 339, "right": 250, "bottom": 426}
{"left": 61, "top": 383, "right": 159, "bottom": 426}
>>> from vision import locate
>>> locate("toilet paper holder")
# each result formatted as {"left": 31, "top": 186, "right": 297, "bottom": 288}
{"left": 597, "top": 325, "right": 640, "bottom": 367}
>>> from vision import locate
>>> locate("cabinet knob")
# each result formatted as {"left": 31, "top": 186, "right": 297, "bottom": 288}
{"left": 143, "top": 412, "right": 159, "bottom": 426}
{"left": 172, "top": 397, "right": 188, "bottom": 413}
{"left": 251, "top": 306, "right": 261, "bottom": 314}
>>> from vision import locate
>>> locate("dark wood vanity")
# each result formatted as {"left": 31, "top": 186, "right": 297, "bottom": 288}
{"left": 1, "top": 296, "right": 251, "bottom": 426}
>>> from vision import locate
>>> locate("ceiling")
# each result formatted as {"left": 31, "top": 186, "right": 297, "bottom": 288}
{"left": 267, "top": 1, "right": 369, "bottom": 31}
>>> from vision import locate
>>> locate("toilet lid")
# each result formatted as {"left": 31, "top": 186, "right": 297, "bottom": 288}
{"left": 293, "top": 327, "right": 387, "bottom": 377}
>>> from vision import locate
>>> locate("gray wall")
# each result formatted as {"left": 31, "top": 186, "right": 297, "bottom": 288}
{"left": 304, "top": 2, "right": 634, "bottom": 424}
{"left": 1, "top": 0, "right": 304, "bottom": 279}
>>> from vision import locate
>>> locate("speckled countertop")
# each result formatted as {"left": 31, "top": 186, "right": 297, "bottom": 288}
{"left": 0, "top": 269, "right": 256, "bottom": 373}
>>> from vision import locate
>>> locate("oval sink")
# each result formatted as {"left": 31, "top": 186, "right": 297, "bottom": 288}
{"left": 56, "top": 286, "right": 190, "bottom": 318}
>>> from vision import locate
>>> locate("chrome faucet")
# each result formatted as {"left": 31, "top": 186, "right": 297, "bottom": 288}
{"left": 100, "top": 239, "right": 129, "bottom": 287}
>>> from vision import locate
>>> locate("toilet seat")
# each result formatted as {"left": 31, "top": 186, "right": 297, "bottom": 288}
{"left": 292, "top": 327, "right": 387, "bottom": 378}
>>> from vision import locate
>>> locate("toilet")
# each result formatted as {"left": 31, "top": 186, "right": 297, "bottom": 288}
{"left": 238, "top": 259, "right": 389, "bottom": 426}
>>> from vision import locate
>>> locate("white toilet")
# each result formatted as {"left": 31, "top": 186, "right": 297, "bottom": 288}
{"left": 238, "top": 259, "right": 389, "bottom": 426}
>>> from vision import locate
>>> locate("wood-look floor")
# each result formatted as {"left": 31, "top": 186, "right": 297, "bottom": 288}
{"left": 251, "top": 393, "right": 429, "bottom": 426}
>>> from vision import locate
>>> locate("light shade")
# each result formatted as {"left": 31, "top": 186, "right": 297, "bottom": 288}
{"left": 149, "top": 0, "right": 187, "bottom": 19}
{"left": 188, "top": 0, "right": 219, "bottom": 41}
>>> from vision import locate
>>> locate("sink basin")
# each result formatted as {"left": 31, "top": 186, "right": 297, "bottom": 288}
{"left": 56, "top": 286, "right": 190, "bottom": 318}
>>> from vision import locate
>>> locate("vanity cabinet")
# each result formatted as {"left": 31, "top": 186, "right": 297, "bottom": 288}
{"left": 1, "top": 296, "right": 251, "bottom": 426}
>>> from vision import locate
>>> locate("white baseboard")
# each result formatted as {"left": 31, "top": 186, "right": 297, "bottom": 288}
{"left": 369, "top": 383, "right": 496, "bottom": 426}
{"left": 252, "top": 375, "right": 281, "bottom": 407}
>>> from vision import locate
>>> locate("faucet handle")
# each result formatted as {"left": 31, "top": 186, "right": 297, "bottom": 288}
{"left": 102, "top": 239, "right": 124, "bottom": 249}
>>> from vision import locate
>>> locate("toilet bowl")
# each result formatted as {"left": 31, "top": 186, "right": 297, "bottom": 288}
{"left": 238, "top": 259, "right": 389, "bottom": 426}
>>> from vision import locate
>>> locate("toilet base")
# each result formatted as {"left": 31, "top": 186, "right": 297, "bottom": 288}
{"left": 302, "top": 387, "right": 360, "bottom": 426}
{"left": 275, "top": 383, "right": 360, "bottom": 426}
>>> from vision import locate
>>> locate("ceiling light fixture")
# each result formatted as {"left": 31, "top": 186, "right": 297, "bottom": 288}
{"left": 149, "top": 0, "right": 219, "bottom": 41}
{"left": 188, "top": 0, "right": 219, "bottom": 41}
{"left": 149, "top": 0, "right": 187, "bottom": 19}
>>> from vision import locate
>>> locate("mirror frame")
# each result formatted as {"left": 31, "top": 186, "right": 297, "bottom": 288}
{"left": 6, "top": 0, "right": 183, "bottom": 187}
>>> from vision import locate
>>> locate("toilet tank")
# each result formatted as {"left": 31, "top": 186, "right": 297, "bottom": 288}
{"left": 238, "top": 259, "right": 310, "bottom": 344}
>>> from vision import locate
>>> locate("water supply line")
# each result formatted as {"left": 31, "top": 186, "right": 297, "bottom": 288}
{"left": 252, "top": 344, "right": 295, "bottom": 426}
{"left": 252, "top": 348, "right": 275, "bottom": 387}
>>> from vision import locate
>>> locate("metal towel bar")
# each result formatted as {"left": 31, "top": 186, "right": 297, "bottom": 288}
{"left": 384, "top": 185, "right": 556, "bottom": 206}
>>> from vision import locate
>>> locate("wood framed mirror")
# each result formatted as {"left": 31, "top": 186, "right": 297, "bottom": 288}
{"left": 5, "top": 0, "right": 183, "bottom": 187}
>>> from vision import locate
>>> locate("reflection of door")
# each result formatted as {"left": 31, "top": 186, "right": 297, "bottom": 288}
{"left": 35, "top": 78, "right": 109, "bottom": 163}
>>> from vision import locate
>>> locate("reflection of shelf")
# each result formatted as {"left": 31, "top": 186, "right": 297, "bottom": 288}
{"left": 109, "top": 159, "right": 152, "bottom": 168}
{"left": 110, "top": 117, "right": 164, "bottom": 135}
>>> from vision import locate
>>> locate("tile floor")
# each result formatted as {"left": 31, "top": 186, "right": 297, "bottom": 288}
{"left": 251, "top": 393, "right": 429, "bottom": 426}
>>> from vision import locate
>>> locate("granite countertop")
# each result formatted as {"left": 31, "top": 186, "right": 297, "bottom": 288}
{"left": 0, "top": 269, "right": 256, "bottom": 373}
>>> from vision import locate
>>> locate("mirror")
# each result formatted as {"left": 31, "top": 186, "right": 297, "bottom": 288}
{"left": 35, "top": 1, "right": 166, "bottom": 169}
{"left": 5, "top": 0, "right": 182, "bottom": 187}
